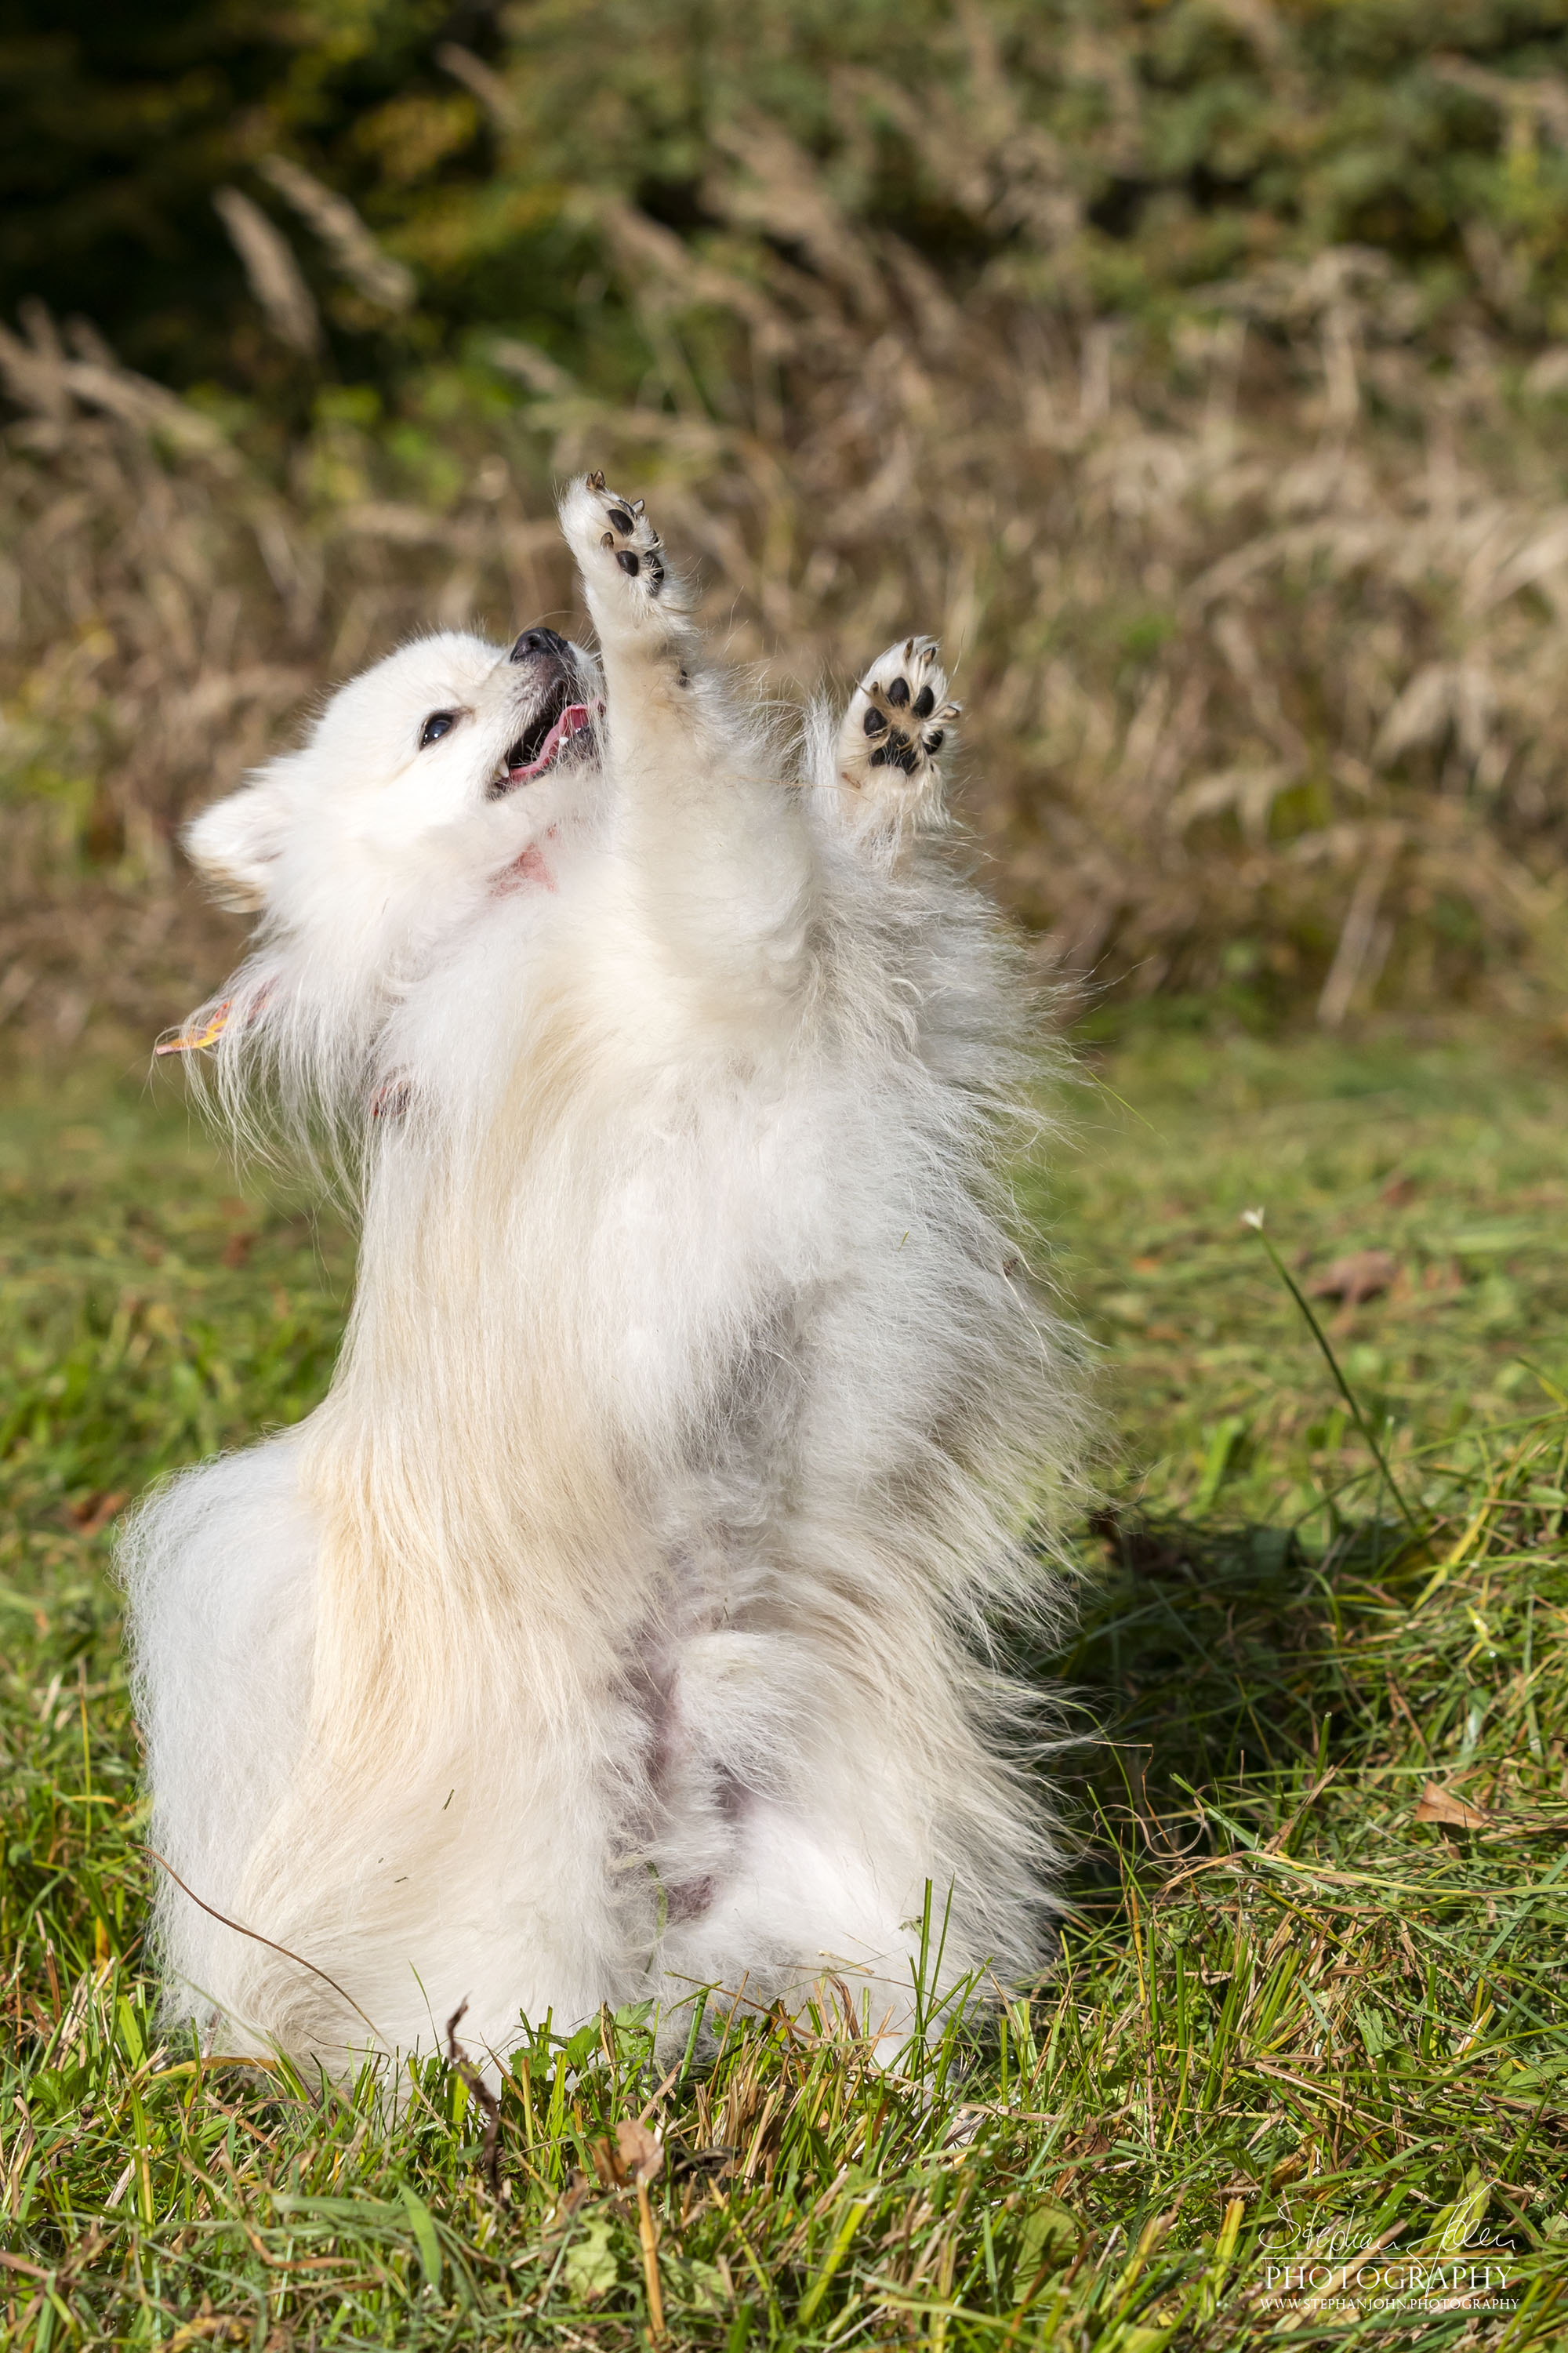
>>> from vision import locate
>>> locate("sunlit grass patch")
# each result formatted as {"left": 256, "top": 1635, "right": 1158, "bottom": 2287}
{"left": 2, "top": 1032, "right": 1566, "bottom": 2347}
{"left": 1044, "top": 1021, "right": 1568, "bottom": 1525}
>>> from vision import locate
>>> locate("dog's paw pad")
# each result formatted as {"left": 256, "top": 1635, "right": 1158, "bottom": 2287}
{"left": 561, "top": 473, "right": 667, "bottom": 598}
{"left": 840, "top": 637, "right": 959, "bottom": 803}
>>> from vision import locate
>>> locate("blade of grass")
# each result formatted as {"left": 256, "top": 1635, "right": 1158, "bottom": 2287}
{"left": 1241, "top": 1209, "right": 1424, "bottom": 1544}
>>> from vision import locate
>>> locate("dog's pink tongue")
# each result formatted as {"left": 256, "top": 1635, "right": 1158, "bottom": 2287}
{"left": 510, "top": 702, "right": 591, "bottom": 780}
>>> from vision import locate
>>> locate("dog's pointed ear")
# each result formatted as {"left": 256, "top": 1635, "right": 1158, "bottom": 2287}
{"left": 183, "top": 779, "right": 287, "bottom": 912}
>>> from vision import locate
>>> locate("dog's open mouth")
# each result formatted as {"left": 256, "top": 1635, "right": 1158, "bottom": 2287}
{"left": 493, "top": 687, "right": 594, "bottom": 793}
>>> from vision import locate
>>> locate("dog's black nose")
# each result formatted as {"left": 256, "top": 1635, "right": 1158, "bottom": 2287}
{"left": 510, "top": 626, "right": 569, "bottom": 664}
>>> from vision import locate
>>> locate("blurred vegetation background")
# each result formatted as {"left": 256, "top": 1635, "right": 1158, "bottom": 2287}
{"left": 9, "top": 0, "right": 1568, "bottom": 1048}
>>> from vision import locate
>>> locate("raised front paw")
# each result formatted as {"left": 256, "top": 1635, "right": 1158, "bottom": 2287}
{"left": 558, "top": 471, "right": 670, "bottom": 608}
{"left": 837, "top": 637, "right": 960, "bottom": 819}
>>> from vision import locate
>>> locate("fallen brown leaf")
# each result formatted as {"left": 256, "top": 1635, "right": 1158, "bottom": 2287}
{"left": 1308, "top": 1248, "right": 1398, "bottom": 1306}
{"left": 68, "top": 1491, "right": 128, "bottom": 1534}
{"left": 1414, "top": 1782, "right": 1491, "bottom": 1831}
{"left": 615, "top": 2119, "right": 664, "bottom": 2185}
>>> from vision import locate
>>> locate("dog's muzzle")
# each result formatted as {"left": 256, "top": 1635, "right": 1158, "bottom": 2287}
{"left": 492, "top": 629, "right": 596, "bottom": 794}
{"left": 510, "top": 627, "right": 571, "bottom": 665}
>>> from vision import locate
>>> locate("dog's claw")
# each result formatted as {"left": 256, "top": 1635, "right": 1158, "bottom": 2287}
{"left": 565, "top": 475, "right": 669, "bottom": 604}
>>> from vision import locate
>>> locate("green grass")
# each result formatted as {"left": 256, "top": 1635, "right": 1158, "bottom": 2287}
{"left": 3, "top": 1026, "right": 1566, "bottom": 2348}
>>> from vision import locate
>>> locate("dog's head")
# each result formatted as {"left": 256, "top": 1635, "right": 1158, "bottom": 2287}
{"left": 171, "top": 625, "right": 610, "bottom": 1145}
{"left": 185, "top": 625, "right": 604, "bottom": 925}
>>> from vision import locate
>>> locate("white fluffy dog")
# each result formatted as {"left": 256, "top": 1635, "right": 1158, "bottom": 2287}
{"left": 121, "top": 475, "right": 1081, "bottom": 2076}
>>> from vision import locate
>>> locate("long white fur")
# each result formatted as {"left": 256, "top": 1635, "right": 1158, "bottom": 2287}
{"left": 119, "top": 476, "right": 1083, "bottom": 2076}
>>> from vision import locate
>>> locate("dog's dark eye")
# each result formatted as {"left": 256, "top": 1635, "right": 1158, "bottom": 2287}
{"left": 419, "top": 711, "right": 459, "bottom": 748}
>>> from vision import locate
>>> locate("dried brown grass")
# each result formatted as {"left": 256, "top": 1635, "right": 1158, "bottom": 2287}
{"left": 7, "top": 137, "right": 1568, "bottom": 1051}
